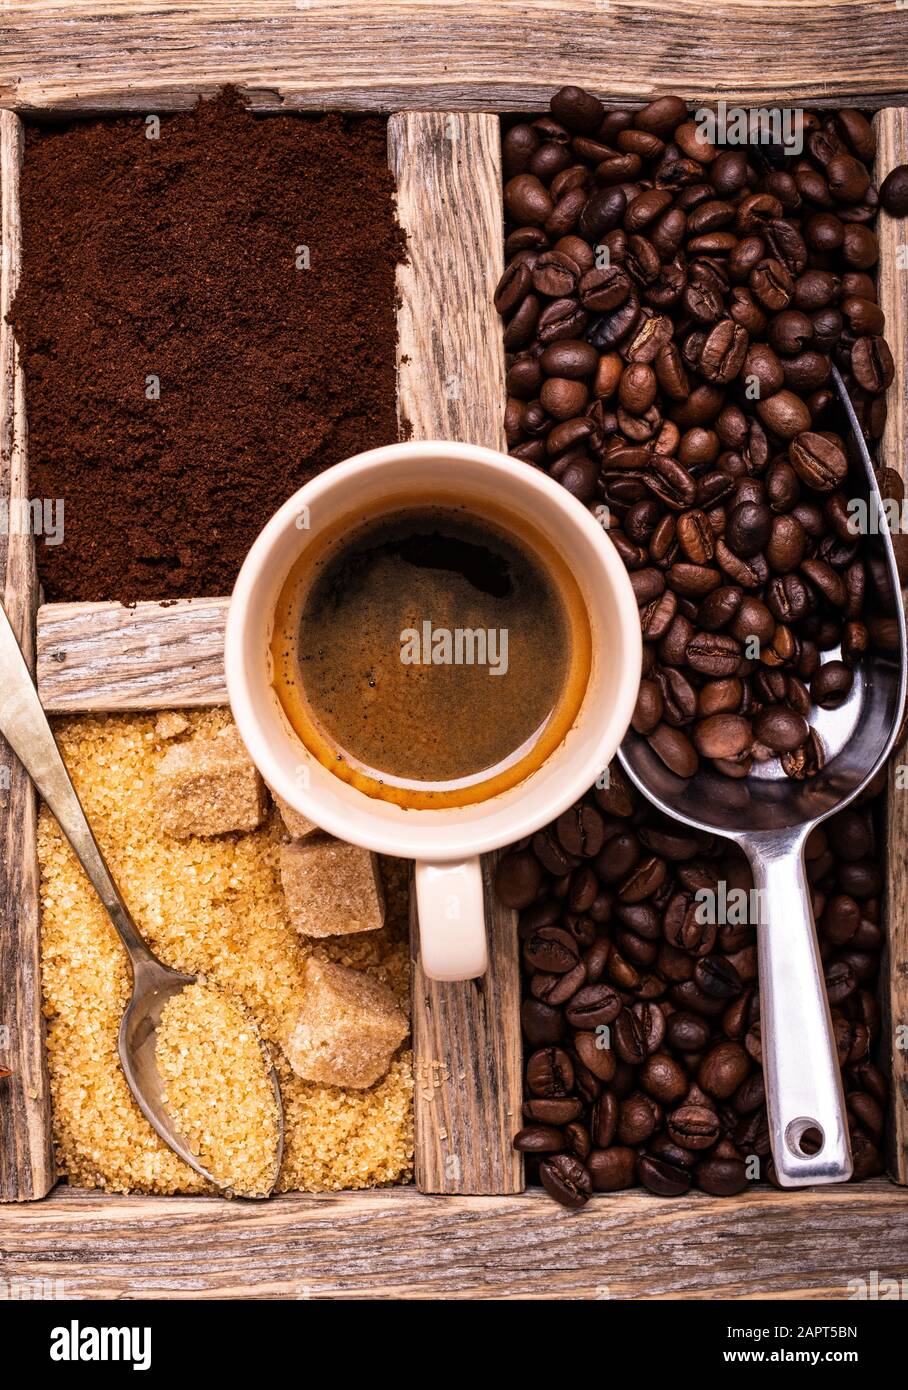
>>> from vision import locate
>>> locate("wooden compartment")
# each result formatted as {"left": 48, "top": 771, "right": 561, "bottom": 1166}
{"left": 0, "top": 2, "right": 907, "bottom": 1300}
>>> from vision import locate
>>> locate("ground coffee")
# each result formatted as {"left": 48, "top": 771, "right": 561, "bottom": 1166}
{"left": 11, "top": 90, "right": 405, "bottom": 601}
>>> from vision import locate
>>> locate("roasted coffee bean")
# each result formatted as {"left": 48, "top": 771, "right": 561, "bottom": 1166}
{"left": 879, "top": 163, "right": 908, "bottom": 216}
{"left": 524, "top": 926, "right": 580, "bottom": 974}
{"left": 505, "top": 174, "right": 554, "bottom": 226}
{"left": 563, "top": 1120, "right": 592, "bottom": 1161}
{"left": 695, "top": 1155, "right": 748, "bottom": 1195}
{"left": 539, "top": 1153, "right": 593, "bottom": 1208}
{"left": 533, "top": 828, "right": 577, "bottom": 875}
{"left": 637, "top": 1152, "right": 692, "bottom": 1195}
{"left": 666, "top": 1011, "right": 712, "bottom": 1052}
{"left": 565, "top": 983, "right": 623, "bottom": 1028}
{"left": 753, "top": 705, "right": 809, "bottom": 753}
{"left": 632, "top": 678, "right": 664, "bottom": 734}
{"left": 526, "top": 1046, "right": 575, "bottom": 1098}
{"left": 647, "top": 723, "right": 699, "bottom": 777}
{"left": 540, "top": 338, "right": 598, "bottom": 378}
{"left": 698, "top": 318, "right": 748, "bottom": 384}
{"left": 726, "top": 501, "right": 772, "bottom": 559}
{"left": 639, "top": 1052, "right": 688, "bottom": 1104}
{"left": 851, "top": 334, "right": 895, "bottom": 393}
{"left": 551, "top": 85, "right": 605, "bottom": 134}
{"left": 557, "top": 803, "right": 606, "bottom": 857}
{"left": 595, "top": 831, "right": 640, "bottom": 883}
{"left": 756, "top": 389, "right": 812, "bottom": 439}
{"left": 579, "top": 186, "right": 628, "bottom": 241}
{"left": 588, "top": 1145, "right": 637, "bottom": 1191}
{"left": 513, "top": 1124, "right": 564, "bottom": 1154}
{"left": 574, "top": 1029, "right": 617, "bottom": 1081}
{"left": 523, "top": 1097, "right": 583, "bottom": 1125}
{"left": 766, "top": 514, "right": 807, "bottom": 573}
{"left": 698, "top": 1041, "right": 750, "bottom": 1099}
{"left": 521, "top": 998, "right": 566, "bottom": 1045}
{"left": 496, "top": 850, "right": 543, "bottom": 908}
{"left": 617, "top": 1091, "right": 660, "bottom": 1145}
{"left": 538, "top": 295, "right": 589, "bottom": 343}
{"left": 693, "top": 714, "right": 751, "bottom": 760}
{"left": 685, "top": 632, "right": 741, "bottom": 678}
{"left": 531, "top": 961, "right": 586, "bottom": 1006}
{"left": 694, "top": 954, "right": 743, "bottom": 999}
{"left": 812, "top": 659, "right": 854, "bottom": 707}
{"left": 540, "top": 376, "right": 588, "bottom": 418}
{"left": 667, "top": 1104, "right": 721, "bottom": 1150}
{"left": 589, "top": 1092, "right": 618, "bottom": 1148}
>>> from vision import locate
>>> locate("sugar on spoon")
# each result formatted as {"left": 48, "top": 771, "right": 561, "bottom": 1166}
{"left": 0, "top": 600, "right": 284, "bottom": 1195}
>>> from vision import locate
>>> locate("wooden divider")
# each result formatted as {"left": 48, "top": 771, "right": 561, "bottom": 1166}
{"left": 36, "top": 598, "right": 228, "bottom": 711}
{"left": 3, "top": 1180, "right": 908, "bottom": 1299}
{"left": 0, "top": 111, "right": 54, "bottom": 1202}
{"left": 876, "top": 107, "right": 908, "bottom": 1188}
{"left": 1, "top": 2, "right": 907, "bottom": 114}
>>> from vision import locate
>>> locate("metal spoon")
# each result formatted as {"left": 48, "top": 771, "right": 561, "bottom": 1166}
{"left": 619, "top": 366, "right": 906, "bottom": 1186}
{"left": 0, "top": 600, "right": 284, "bottom": 1195}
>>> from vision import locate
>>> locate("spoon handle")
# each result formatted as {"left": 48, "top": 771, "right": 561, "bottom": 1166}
{"left": 0, "top": 600, "right": 155, "bottom": 967}
{"left": 744, "top": 830, "right": 852, "bottom": 1185}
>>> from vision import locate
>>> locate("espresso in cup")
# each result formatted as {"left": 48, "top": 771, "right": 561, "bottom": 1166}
{"left": 271, "top": 496, "right": 591, "bottom": 809}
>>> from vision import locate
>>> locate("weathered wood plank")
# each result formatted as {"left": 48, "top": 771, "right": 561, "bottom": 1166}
{"left": 389, "top": 110, "right": 522, "bottom": 1195}
{"left": 0, "top": 2, "right": 907, "bottom": 115}
{"left": 36, "top": 598, "right": 228, "bottom": 711}
{"left": 876, "top": 107, "right": 908, "bottom": 1188}
{"left": 0, "top": 111, "right": 54, "bottom": 1202}
{"left": 0, "top": 1181, "right": 906, "bottom": 1299}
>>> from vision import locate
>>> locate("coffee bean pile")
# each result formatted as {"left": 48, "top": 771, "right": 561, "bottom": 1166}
{"left": 496, "top": 88, "right": 905, "bottom": 782}
{"left": 498, "top": 764, "right": 888, "bottom": 1207}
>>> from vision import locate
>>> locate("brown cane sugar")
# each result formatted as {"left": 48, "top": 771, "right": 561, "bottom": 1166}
{"left": 11, "top": 90, "right": 405, "bottom": 602}
{"left": 155, "top": 982, "right": 281, "bottom": 1198}
{"left": 38, "top": 708, "right": 413, "bottom": 1194}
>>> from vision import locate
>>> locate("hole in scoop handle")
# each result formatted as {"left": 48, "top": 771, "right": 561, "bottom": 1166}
{"left": 744, "top": 833, "right": 853, "bottom": 1186}
{"left": 414, "top": 859, "right": 488, "bottom": 981}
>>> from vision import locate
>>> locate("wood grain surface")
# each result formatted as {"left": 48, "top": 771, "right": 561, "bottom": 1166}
{"left": 390, "top": 110, "right": 522, "bottom": 1195}
{"left": 876, "top": 108, "right": 908, "bottom": 1188}
{"left": 0, "top": 1180, "right": 906, "bottom": 1299}
{"left": 0, "top": 2, "right": 906, "bottom": 114}
{"left": 36, "top": 598, "right": 229, "bottom": 710}
{"left": 0, "top": 111, "right": 54, "bottom": 1202}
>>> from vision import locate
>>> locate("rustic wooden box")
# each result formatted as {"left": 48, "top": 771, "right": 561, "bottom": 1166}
{"left": 0, "top": 2, "right": 907, "bottom": 1300}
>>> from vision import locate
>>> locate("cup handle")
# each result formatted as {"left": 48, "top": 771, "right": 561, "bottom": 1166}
{"left": 414, "top": 858, "right": 489, "bottom": 981}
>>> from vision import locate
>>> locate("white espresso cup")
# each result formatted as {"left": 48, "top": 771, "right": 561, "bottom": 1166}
{"left": 225, "top": 440, "right": 641, "bottom": 981}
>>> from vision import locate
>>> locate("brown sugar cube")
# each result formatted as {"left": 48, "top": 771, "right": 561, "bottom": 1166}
{"left": 273, "top": 791, "right": 319, "bottom": 840}
{"left": 283, "top": 958, "right": 408, "bottom": 1088}
{"left": 155, "top": 724, "right": 266, "bottom": 838}
{"left": 279, "top": 836, "right": 385, "bottom": 937}
{"left": 154, "top": 711, "right": 190, "bottom": 741}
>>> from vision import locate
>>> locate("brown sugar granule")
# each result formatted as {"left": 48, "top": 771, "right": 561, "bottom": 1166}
{"left": 12, "top": 90, "right": 405, "bottom": 602}
{"left": 38, "top": 710, "right": 412, "bottom": 1194}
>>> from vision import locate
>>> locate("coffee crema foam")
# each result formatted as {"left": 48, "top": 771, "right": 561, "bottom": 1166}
{"left": 271, "top": 497, "right": 592, "bottom": 808}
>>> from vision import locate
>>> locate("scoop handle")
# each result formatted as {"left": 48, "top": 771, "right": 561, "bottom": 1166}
{"left": 0, "top": 599, "right": 153, "bottom": 967}
{"left": 743, "top": 829, "right": 852, "bottom": 1185}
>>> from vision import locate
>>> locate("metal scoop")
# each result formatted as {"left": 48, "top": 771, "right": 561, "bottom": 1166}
{"left": 0, "top": 601, "right": 284, "bottom": 1195}
{"left": 620, "top": 366, "right": 906, "bottom": 1186}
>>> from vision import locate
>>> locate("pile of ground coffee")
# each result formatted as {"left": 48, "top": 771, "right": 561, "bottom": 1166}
{"left": 12, "top": 90, "right": 404, "bottom": 601}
